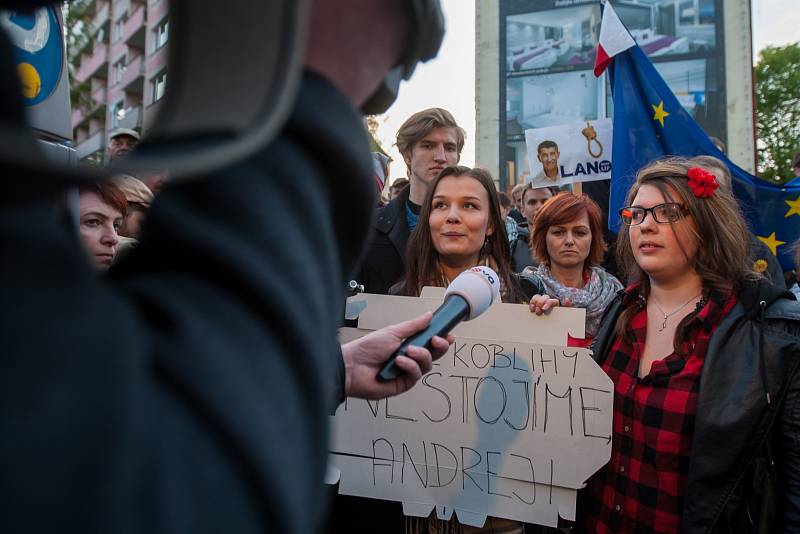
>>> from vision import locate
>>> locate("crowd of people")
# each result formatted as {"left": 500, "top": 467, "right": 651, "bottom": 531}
{"left": 335, "top": 107, "right": 800, "bottom": 533}
{"left": 6, "top": 0, "right": 800, "bottom": 529}
{"left": 65, "top": 102, "right": 800, "bottom": 533}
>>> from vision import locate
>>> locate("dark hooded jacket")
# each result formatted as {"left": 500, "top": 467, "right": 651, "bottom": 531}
{"left": 0, "top": 71, "right": 374, "bottom": 534}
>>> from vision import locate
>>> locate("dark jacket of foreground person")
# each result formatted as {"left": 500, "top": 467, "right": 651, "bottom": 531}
{"left": 0, "top": 71, "right": 374, "bottom": 533}
{"left": 579, "top": 279, "right": 800, "bottom": 534}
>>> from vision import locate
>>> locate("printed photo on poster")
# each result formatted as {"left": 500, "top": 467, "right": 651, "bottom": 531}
{"left": 506, "top": 69, "right": 599, "bottom": 131}
{"left": 506, "top": 5, "right": 598, "bottom": 72}
{"left": 615, "top": 0, "right": 717, "bottom": 58}
{"left": 525, "top": 119, "right": 612, "bottom": 188}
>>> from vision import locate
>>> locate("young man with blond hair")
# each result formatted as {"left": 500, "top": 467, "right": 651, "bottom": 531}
{"left": 355, "top": 107, "right": 465, "bottom": 294}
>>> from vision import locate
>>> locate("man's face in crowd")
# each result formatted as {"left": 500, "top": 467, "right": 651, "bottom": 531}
{"left": 523, "top": 187, "right": 554, "bottom": 227}
{"left": 405, "top": 127, "right": 459, "bottom": 187}
{"left": 538, "top": 146, "right": 560, "bottom": 176}
{"left": 108, "top": 135, "right": 138, "bottom": 160}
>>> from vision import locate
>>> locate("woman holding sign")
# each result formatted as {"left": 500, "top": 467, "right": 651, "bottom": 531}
{"left": 538, "top": 159, "right": 800, "bottom": 532}
{"left": 525, "top": 192, "right": 623, "bottom": 347}
{"left": 392, "top": 165, "right": 534, "bottom": 534}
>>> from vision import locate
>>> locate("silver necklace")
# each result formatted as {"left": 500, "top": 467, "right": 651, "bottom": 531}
{"left": 650, "top": 293, "right": 702, "bottom": 332}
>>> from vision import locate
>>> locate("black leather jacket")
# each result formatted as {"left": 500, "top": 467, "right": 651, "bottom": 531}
{"left": 583, "top": 279, "right": 800, "bottom": 533}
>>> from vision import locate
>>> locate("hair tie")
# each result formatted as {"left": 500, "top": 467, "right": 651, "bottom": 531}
{"left": 687, "top": 167, "right": 719, "bottom": 198}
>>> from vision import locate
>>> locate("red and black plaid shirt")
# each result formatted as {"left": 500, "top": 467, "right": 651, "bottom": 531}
{"left": 583, "top": 285, "right": 736, "bottom": 533}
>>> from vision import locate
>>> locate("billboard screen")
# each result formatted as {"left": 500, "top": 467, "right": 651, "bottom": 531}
{"left": 499, "top": 0, "right": 726, "bottom": 188}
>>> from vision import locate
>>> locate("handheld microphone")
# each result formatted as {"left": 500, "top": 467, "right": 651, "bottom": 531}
{"left": 377, "top": 266, "right": 501, "bottom": 382}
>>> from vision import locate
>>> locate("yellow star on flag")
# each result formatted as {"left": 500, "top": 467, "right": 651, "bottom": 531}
{"left": 757, "top": 232, "right": 786, "bottom": 256}
{"left": 652, "top": 100, "right": 669, "bottom": 127}
{"left": 785, "top": 195, "right": 800, "bottom": 218}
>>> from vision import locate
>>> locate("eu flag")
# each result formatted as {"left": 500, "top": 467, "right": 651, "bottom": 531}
{"left": 608, "top": 42, "right": 800, "bottom": 270}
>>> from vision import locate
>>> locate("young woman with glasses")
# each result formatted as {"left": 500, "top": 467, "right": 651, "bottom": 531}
{"left": 534, "top": 158, "right": 800, "bottom": 532}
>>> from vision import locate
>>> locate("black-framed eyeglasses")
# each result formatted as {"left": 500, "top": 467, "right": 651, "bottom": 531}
{"left": 618, "top": 203, "right": 689, "bottom": 226}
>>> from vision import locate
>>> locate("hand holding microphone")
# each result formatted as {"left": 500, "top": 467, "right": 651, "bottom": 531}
{"left": 377, "top": 266, "right": 501, "bottom": 382}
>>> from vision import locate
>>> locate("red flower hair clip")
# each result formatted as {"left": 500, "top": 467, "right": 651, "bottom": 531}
{"left": 687, "top": 167, "right": 719, "bottom": 198}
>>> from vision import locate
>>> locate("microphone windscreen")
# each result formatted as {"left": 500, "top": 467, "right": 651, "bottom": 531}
{"left": 444, "top": 266, "right": 501, "bottom": 320}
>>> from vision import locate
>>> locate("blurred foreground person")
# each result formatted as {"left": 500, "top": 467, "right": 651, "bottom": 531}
{"left": 0, "top": 1, "right": 449, "bottom": 533}
{"left": 536, "top": 159, "right": 800, "bottom": 532}
{"left": 526, "top": 193, "right": 622, "bottom": 347}
{"left": 78, "top": 182, "right": 127, "bottom": 270}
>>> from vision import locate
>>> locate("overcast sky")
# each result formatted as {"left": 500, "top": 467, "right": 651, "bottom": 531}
{"left": 375, "top": 0, "right": 799, "bottom": 182}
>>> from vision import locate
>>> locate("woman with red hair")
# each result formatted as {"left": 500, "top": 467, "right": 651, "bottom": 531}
{"left": 525, "top": 192, "right": 622, "bottom": 346}
{"left": 78, "top": 182, "right": 127, "bottom": 270}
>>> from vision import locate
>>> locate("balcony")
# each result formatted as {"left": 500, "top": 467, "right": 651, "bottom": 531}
{"left": 122, "top": 4, "right": 146, "bottom": 48}
{"left": 148, "top": 0, "right": 168, "bottom": 24}
{"left": 120, "top": 54, "right": 144, "bottom": 92}
{"left": 71, "top": 86, "right": 107, "bottom": 128}
{"left": 75, "top": 42, "right": 108, "bottom": 83}
{"left": 92, "top": 0, "right": 110, "bottom": 29}
{"left": 75, "top": 129, "right": 104, "bottom": 159}
{"left": 114, "top": 105, "right": 142, "bottom": 130}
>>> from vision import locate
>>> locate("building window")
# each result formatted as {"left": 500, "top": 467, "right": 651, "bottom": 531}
{"left": 113, "top": 13, "right": 127, "bottom": 42}
{"left": 113, "top": 56, "right": 127, "bottom": 84}
{"left": 154, "top": 18, "right": 169, "bottom": 51}
{"left": 110, "top": 100, "right": 124, "bottom": 128}
{"left": 151, "top": 71, "right": 167, "bottom": 103}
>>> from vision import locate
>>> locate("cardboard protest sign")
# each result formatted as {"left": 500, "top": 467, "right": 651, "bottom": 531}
{"left": 525, "top": 119, "right": 612, "bottom": 188}
{"left": 330, "top": 292, "right": 613, "bottom": 528}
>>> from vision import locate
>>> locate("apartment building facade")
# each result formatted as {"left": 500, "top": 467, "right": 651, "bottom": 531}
{"left": 70, "top": 0, "right": 169, "bottom": 162}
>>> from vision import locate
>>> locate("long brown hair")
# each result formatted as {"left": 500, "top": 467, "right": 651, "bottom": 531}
{"left": 614, "top": 157, "right": 758, "bottom": 350}
{"left": 396, "top": 166, "right": 523, "bottom": 302}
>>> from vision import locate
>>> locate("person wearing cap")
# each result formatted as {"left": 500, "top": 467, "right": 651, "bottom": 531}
{"left": 114, "top": 174, "right": 153, "bottom": 240}
{"left": 106, "top": 127, "right": 140, "bottom": 163}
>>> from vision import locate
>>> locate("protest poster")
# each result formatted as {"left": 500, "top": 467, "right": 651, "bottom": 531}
{"left": 525, "top": 118, "right": 612, "bottom": 188}
{"left": 330, "top": 289, "right": 613, "bottom": 528}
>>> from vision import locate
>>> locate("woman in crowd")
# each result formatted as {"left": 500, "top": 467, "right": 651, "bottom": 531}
{"left": 395, "top": 165, "right": 526, "bottom": 303}
{"left": 537, "top": 158, "right": 800, "bottom": 532}
{"left": 78, "top": 182, "right": 127, "bottom": 270}
{"left": 510, "top": 184, "right": 559, "bottom": 272}
{"left": 525, "top": 192, "right": 622, "bottom": 347}
{"left": 394, "top": 164, "right": 532, "bottom": 534}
